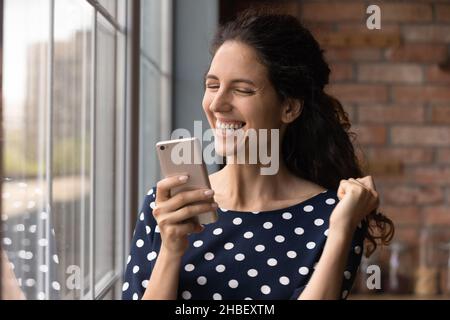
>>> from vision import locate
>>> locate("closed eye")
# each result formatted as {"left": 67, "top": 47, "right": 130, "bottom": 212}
{"left": 234, "top": 88, "right": 255, "bottom": 95}
{"left": 206, "top": 84, "right": 219, "bottom": 90}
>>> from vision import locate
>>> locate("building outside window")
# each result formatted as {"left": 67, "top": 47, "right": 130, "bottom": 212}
{"left": 0, "top": 0, "right": 167, "bottom": 300}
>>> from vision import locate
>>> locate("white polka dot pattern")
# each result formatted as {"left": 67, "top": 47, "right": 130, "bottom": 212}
{"left": 185, "top": 264, "right": 195, "bottom": 272}
{"left": 263, "top": 222, "right": 272, "bottom": 229}
{"left": 255, "top": 244, "right": 265, "bottom": 252}
{"left": 121, "top": 187, "right": 364, "bottom": 300}
{"left": 224, "top": 242, "right": 234, "bottom": 250}
{"left": 261, "top": 285, "right": 271, "bottom": 295}
{"left": 215, "top": 264, "right": 226, "bottom": 272}
{"left": 299, "top": 267, "right": 309, "bottom": 275}
{"left": 247, "top": 269, "right": 258, "bottom": 277}
{"left": 228, "top": 279, "right": 239, "bottom": 288}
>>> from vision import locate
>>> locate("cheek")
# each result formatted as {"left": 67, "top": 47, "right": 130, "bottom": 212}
{"left": 202, "top": 92, "right": 212, "bottom": 114}
{"left": 202, "top": 92, "right": 216, "bottom": 127}
{"left": 245, "top": 99, "right": 278, "bottom": 126}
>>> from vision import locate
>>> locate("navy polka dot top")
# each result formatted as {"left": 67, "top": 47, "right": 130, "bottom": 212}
{"left": 122, "top": 187, "right": 365, "bottom": 300}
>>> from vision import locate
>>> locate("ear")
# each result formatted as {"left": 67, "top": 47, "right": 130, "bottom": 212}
{"left": 281, "top": 98, "right": 302, "bottom": 124}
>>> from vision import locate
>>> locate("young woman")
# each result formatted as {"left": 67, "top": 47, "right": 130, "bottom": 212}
{"left": 122, "top": 10, "right": 394, "bottom": 300}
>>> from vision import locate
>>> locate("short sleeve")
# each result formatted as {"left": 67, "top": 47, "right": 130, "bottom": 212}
{"left": 288, "top": 224, "right": 366, "bottom": 300}
{"left": 339, "top": 224, "right": 366, "bottom": 299}
{"left": 289, "top": 285, "right": 307, "bottom": 300}
{"left": 122, "top": 187, "right": 158, "bottom": 300}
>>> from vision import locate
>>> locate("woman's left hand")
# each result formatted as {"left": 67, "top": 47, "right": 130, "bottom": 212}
{"left": 329, "top": 176, "right": 380, "bottom": 231}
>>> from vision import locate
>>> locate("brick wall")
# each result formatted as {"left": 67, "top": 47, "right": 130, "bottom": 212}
{"left": 299, "top": 0, "right": 450, "bottom": 295}
{"left": 219, "top": 0, "right": 450, "bottom": 295}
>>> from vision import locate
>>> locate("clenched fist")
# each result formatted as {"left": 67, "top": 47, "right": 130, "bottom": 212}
{"left": 329, "top": 176, "right": 380, "bottom": 231}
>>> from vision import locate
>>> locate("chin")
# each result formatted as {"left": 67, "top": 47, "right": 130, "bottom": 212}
{"left": 213, "top": 131, "right": 247, "bottom": 158}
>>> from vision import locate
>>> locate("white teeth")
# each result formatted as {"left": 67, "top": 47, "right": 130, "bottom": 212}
{"left": 215, "top": 120, "right": 245, "bottom": 130}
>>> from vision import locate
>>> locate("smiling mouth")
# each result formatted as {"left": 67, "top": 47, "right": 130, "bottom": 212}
{"left": 215, "top": 119, "right": 246, "bottom": 131}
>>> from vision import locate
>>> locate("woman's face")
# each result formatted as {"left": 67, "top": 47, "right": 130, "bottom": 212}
{"left": 202, "top": 40, "right": 288, "bottom": 158}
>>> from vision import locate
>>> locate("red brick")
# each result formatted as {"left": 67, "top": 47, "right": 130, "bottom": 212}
{"left": 324, "top": 48, "right": 382, "bottom": 62}
{"left": 357, "top": 63, "right": 423, "bottom": 83}
{"left": 389, "top": 226, "right": 420, "bottom": 248}
{"left": 411, "top": 167, "right": 450, "bottom": 186}
{"left": 327, "top": 84, "right": 388, "bottom": 103}
{"left": 391, "top": 126, "right": 450, "bottom": 146}
{"left": 393, "top": 86, "right": 450, "bottom": 103}
{"left": 426, "top": 66, "right": 450, "bottom": 83}
{"left": 351, "top": 124, "right": 387, "bottom": 145}
{"left": 304, "top": 22, "right": 336, "bottom": 40}
{"left": 358, "top": 105, "right": 425, "bottom": 123}
{"left": 416, "top": 187, "right": 445, "bottom": 205}
{"left": 424, "top": 206, "right": 450, "bottom": 225}
{"left": 382, "top": 186, "right": 444, "bottom": 206}
{"left": 436, "top": 4, "right": 450, "bottom": 23}
{"left": 437, "top": 148, "right": 450, "bottom": 164}
{"left": 402, "top": 26, "right": 450, "bottom": 43}
{"left": 365, "top": 147, "right": 433, "bottom": 164}
{"left": 380, "top": 205, "right": 421, "bottom": 226}
{"left": 381, "top": 186, "right": 414, "bottom": 205}
{"left": 300, "top": 2, "right": 365, "bottom": 22}
{"left": 337, "top": 22, "right": 400, "bottom": 33}
{"left": 355, "top": 146, "right": 368, "bottom": 163}
{"left": 431, "top": 106, "right": 450, "bottom": 124}
{"left": 385, "top": 44, "right": 447, "bottom": 63}
{"left": 330, "top": 63, "right": 354, "bottom": 82}
{"left": 380, "top": 3, "right": 433, "bottom": 22}
{"left": 371, "top": 172, "right": 408, "bottom": 185}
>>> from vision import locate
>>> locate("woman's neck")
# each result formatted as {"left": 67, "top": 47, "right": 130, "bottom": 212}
{"left": 210, "top": 159, "right": 311, "bottom": 211}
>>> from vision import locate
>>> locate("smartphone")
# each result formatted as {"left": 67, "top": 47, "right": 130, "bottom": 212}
{"left": 156, "top": 137, "right": 218, "bottom": 225}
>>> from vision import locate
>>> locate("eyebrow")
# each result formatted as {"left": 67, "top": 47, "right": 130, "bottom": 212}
{"left": 205, "top": 74, "right": 256, "bottom": 86}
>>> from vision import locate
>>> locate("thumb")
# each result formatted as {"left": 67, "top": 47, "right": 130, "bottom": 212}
{"left": 337, "top": 179, "right": 350, "bottom": 201}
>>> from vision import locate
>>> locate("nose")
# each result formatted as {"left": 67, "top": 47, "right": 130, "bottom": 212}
{"left": 209, "top": 89, "right": 232, "bottom": 113}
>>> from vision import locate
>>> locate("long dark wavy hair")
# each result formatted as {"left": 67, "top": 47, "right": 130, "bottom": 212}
{"left": 210, "top": 9, "right": 394, "bottom": 257}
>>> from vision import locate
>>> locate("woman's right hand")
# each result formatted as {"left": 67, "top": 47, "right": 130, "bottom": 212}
{"left": 153, "top": 175, "right": 217, "bottom": 257}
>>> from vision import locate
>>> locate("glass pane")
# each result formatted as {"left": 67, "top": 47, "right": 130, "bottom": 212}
{"left": 2, "top": 0, "right": 127, "bottom": 300}
{"left": 117, "top": 0, "right": 127, "bottom": 29}
{"left": 94, "top": 14, "right": 116, "bottom": 285}
{"left": 114, "top": 30, "right": 126, "bottom": 277}
{"left": 139, "top": 0, "right": 163, "bottom": 205}
{"left": 53, "top": 0, "right": 93, "bottom": 299}
{"left": 141, "top": 0, "right": 161, "bottom": 66}
{"left": 138, "top": 60, "right": 161, "bottom": 206}
{"left": 2, "top": 0, "right": 52, "bottom": 300}
{"left": 98, "top": 0, "right": 117, "bottom": 20}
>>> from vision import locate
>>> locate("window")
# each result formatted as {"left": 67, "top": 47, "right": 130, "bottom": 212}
{"left": 1, "top": 0, "right": 128, "bottom": 300}
{"left": 138, "top": 0, "right": 172, "bottom": 205}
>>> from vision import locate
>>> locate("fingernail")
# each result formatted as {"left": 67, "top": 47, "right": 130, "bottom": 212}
{"left": 204, "top": 189, "right": 214, "bottom": 196}
{"left": 211, "top": 202, "right": 218, "bottom": 208}
{"left": 179, "top": 175, "right": 188, "bottom": 181}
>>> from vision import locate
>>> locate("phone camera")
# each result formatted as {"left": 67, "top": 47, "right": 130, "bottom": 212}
{"left": 160, "top": 146, "right": 165, "bottom": 151}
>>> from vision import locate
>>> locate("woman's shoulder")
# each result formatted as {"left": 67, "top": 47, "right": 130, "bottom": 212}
{"left": 143, "top": 186, "right": 157, "bottom": 207}
{"left": 145, "top": 186, "right": 157, "bottom": 199}
{"left": 138, "top": 186, "right": 158, "bottom": 226}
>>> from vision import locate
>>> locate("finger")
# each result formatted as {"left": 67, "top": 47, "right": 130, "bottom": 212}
{"left": 166, "top": 202, "right": 218, "bottom": 225}
{"left": 357, "top": 176, "right": 376, "bottom": 191}
{"left": 167, "top": 221, "right": 202, "bottom": 238}
{"left": 337, "top": 179, "right": 351, "bottom": 200}
{"left": 354, "top": 177, "right": 378, "bottom": 199}
{"left": 163, "top": 188, "right": 215, "bottom": 212}
{"left": 155, "top": 174, "right": 189, "bottom": 202}
{"left": 349, "top": 178, "right": 369, "bottom": 191}
{"left": 352, "top": 177, "right": 379, "bottom": 211}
